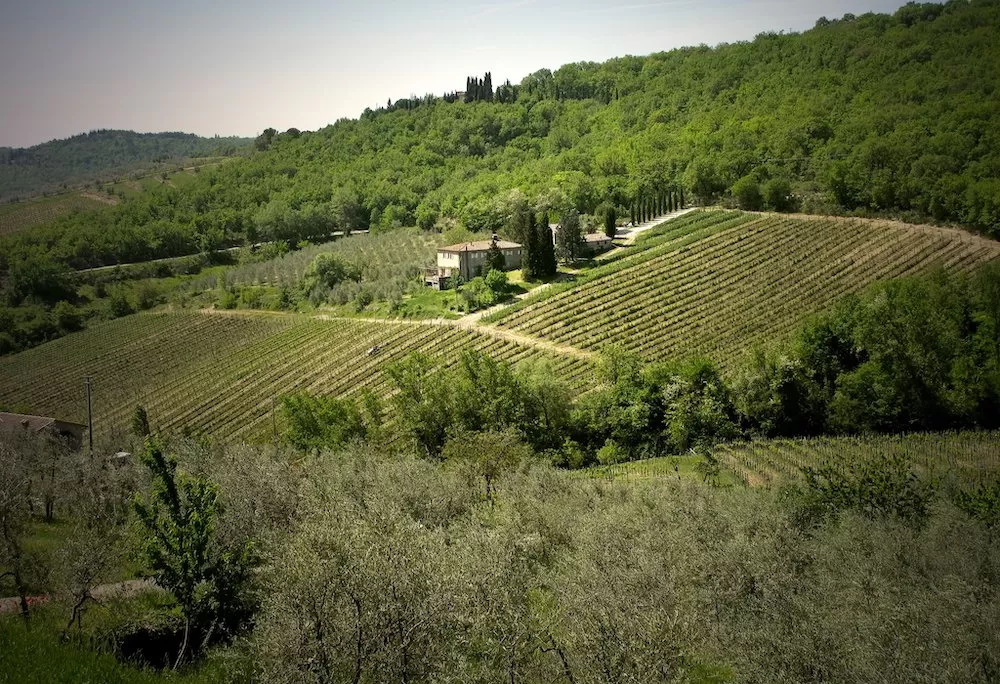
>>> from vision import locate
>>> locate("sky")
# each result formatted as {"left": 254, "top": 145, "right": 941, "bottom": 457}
{"left": 1, "top": 0, "right": 913, "bottom": 148}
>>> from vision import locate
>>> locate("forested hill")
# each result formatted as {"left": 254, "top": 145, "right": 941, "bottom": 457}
{"left": 0, "top": 130, "right": 251, "bottom": 200}
{"left": 3, "top": 0, "right": 999, "bottom": 273}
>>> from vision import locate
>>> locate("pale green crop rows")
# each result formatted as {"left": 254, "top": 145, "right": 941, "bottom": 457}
{"left": 714, "top": 431, "right": 1000, "bottom": 488}
{"left": 494, "top": 211, "right": 1000, "bottom": 367}
{"left": 0, "top": 311, "right": 592, "bottom": 442}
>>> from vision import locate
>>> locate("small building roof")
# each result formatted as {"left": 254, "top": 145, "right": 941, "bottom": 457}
{"left": 439, "top": 239, "right": 521, "bottom": 253}
{"left": 0, "top": 412, "right": 86, "bottom": 432}
{"left": 584, "top": 233, "right": 613, "bottom": 243}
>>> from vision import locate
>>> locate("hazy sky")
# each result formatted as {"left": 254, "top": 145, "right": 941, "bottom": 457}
{"left": 1, "top": 0, "right": 911, "bottom": 148}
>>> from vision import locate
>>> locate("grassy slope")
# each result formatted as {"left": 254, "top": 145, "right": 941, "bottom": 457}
{"left": 0, "top": 310, "right": 592, "bottom": 441}
{"left": 0, "top": 193, "right": 112, "bottom": 236}
{"left": 492, "top": 210, "right": 1000, "bottom": 367}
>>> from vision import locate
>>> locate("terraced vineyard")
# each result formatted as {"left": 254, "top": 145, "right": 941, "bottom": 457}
{"left": 714, "top": 431, "right": 1000, "bottom": 489}
{"left": 0, "top": 311, "right": 592, "bottom": 442}
{"left": 492, "top": 210, "right": 1000, "bottom": 367}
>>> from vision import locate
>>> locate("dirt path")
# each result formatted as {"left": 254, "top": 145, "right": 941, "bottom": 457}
{"left": 78, "top": 191, "right": 119, "bottom": 206}
{"left": 310, "top": 311, "right": 596, "bottom": 361}
{"left": 0, "top": 579, "right": 158, "bottom": 615}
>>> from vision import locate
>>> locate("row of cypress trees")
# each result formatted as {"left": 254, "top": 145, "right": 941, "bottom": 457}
{"left": 518, "top": 211, "right": 556, "bottom": 280}
{"left": 630, "top": 188, "right": 685, "bottom": 225}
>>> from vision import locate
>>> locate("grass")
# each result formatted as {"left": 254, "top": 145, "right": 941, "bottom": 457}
{"left": 0, "top": 597, "right": 243, "bottom": 683}
{"left": 490, "top": 210, "right": 1000, "bottom": 367}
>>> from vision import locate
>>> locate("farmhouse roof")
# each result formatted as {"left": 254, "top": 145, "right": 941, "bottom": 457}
{"left": 0, "top": 412, "right": 85, "bottom": 432}
{"left": 439, "top": 239, "right": 521, "bottom": 252}
{"left": 584, "top": 233, "right": 613, "bottom": 242}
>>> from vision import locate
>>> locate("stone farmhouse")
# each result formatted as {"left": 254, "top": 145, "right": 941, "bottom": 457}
{"left": 0, "top": 412, "right": 87, "bottom": 451}
{"left": 426, "top": 236, "right": 522, "bottom": 290}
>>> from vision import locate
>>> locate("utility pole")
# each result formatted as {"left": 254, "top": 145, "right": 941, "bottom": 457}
{"left": 272, "top": 397, "right": 277, "bottom": 447}
{"left": 85, "top": 376, "right": 94, "bottom": 457}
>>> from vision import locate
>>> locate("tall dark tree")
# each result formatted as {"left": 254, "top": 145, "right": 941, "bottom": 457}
{"left": 603, "top": 205, "right": 617, "bottom": 239}
{"left": 521, "top": 212, "right": 539, "bottom": 280}
{"left": 484, "top": 72, "right": 493, "bottom": 102}
{"left": 486, "top": 235, "right": 506, "bottom": 273}
{"left": 537, "top": 212, "right": 557, "bottom": 277}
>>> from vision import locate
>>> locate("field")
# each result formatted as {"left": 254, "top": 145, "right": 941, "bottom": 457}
{"left": 0, "top": 310, "right": 592, "bottom": 442}
{"left": 0, "top": 192, "right": 112, "bottom": 236}
{"left": 491, "top": 210, "right": 1000, "bottom": 367}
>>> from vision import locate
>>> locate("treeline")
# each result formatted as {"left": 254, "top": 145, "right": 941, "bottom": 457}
{"left": 285, "top": 264, "right": 1000, "bottom": 464}
{"left": 3, "top": 0, "right": 997, "bottom": 277}
{"left": 0, "top": 129, "right": 250, "bottom": 200}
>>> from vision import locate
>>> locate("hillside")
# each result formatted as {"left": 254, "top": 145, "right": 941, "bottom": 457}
{"left": 491, "top": 210, "right": 1000, "bottom": 366}
{"left": 0, "top": 310, "right": 591, "bottom": 441}
{"left": 0, "top": 129, "right": 250, "bottom": 200}
{"left": 1, "top": 0, "right": 997, "bottom": 283}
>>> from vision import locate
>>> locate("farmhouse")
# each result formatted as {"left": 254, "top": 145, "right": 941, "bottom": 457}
{"left": 0, "top": 412, "right": 87, "bottom": 451}
{"left": 582, "top": 232, "right": 614, "bottom": 255}
{"left": 426, "top": 235, "right": 521, "bottom": 289}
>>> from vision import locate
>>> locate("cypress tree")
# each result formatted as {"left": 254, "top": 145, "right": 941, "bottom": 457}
{"left": 484, "top": 72, "right": 493, "bottom": 102}
{"left": 538, "top": 212, "right": 556, "bottom": 277}
{"left": 603, "top": 205, "right": 617, "bottom": 239}
{"left": 679, "top": 187, "right": 685, "bottom": 208}
{"left": 521, "top": 210, "right": 538, "bottom": 280}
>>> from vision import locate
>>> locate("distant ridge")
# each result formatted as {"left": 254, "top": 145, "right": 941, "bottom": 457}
{"left": 0, "top": 129, "right": 252, "bottom": 200}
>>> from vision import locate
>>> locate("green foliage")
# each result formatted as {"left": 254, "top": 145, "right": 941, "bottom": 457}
{"left": 301, "top": 252, "right": 361, "bottom": 296}
{"left": 731, "top": 175, "right": 763, "bottom": 211}
{"left": 131, "top": 405, "right": 151, "bottom": 437}
{"left": 554, "top": 207, "right": 582, "bottom": 263}
{"left": 386, "top": 350, "right": 572, "bottom": 457}
{"left": 0, "top": 130, "right": 249, "bottom": 201}
{"left": 951, "top": 480, "right": 1000, "bottom": 529}
{"left": 485, "top": 235, "right": 506, "bottom": 273}
{"left": 280, "top": 392, "right": 369, "bottom": 452}
{"left": 796, "top": 454, "right": 935, "bottom": 527}
{"left": 4, "top": 251, "right": 75, "bottom": 306}
{"left": 133, "top": 438, "right": 255, "bottom": 667}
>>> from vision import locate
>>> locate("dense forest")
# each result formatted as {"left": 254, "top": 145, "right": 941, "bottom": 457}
{"left": 0, "top": 130, "right": 250, "bottom": 200}
{"left": 2, "top": 0, "right": 999, "bottom": 278}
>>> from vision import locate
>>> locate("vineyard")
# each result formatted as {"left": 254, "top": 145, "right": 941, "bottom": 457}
{"left": 715, "top": 431, "right": 1000, "bottom": 489}
{"left": 491, "top": 210, "right": 1000, "bottom": 367}
{"left": 0, "top": 310, "right": 592, "bottom": 442}
{"left": 0, "top": 192, "right": 111, "bottom": 236}
{"left": 205, "top": 227, "right": 447, "bottom": 293}
{"left": 589, "top": 432, "right": 1000, "bottom": 489}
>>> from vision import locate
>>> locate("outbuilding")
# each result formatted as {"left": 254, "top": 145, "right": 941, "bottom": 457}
{"left": 0, "top": 412, "right": 87, "bottom": 451}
